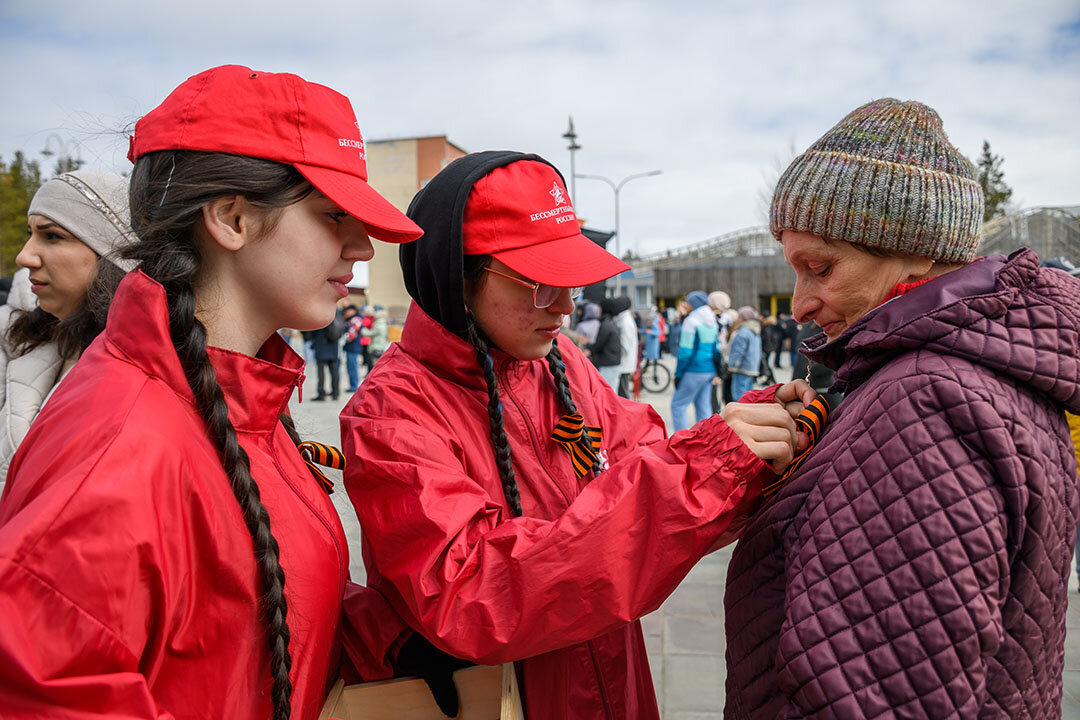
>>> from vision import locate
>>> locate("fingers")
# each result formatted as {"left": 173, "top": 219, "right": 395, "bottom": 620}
{"left": 724, "top": 402, "right": 799, "bottom": 442}
{"left": 774, "top": 379, "right": 816, "bottom": 407}
{"left": 738, "top": 416, "right": 798, "bottom": 447}
{"left": 771, "top": 446, "right": 797, "bottom": 476}
{"left": 782, "top": 400, "right": 805, "bottom": 420}
{"left": 721, "top": 402, "right": 799, "bottom": 466}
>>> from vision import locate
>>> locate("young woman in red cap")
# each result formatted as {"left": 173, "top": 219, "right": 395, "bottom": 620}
{"left": 0, "top": 66, "right": 448, "bottom": 720}
{"left": 341, "top": 151, "right": 813, "bottom": 719}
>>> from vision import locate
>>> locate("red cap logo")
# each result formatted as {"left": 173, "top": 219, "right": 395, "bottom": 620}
{"left": 462, "top": 160, "right": 629, "bottom": 287}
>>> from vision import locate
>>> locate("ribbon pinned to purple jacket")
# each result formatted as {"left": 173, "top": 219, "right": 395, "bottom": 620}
{"left": 762, "top": 393, "right": 839, "bottom": 498}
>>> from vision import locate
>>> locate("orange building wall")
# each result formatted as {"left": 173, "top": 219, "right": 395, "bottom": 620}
{"left": 364, "top": 136, "right": 466, "bottom": 324}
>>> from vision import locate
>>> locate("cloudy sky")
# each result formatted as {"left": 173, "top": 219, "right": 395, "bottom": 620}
{"left": 2, "top": 0, "right": 1077, "bottom": 257}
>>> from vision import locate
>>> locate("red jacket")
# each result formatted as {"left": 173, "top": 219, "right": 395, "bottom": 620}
{"left": 0, "top": 271, "right": 406, "bottom": 719}
{"left": 341, "top": 302, "right": 773, "bottom": 719}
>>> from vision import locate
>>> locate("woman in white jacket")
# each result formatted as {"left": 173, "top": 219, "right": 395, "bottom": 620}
{"left": 0, "top": 170, "right": 136, "bottom": 485}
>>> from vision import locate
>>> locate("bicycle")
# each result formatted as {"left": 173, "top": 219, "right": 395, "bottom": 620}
{"left": 638, "top": 358, "right": 672, "bottom": 393}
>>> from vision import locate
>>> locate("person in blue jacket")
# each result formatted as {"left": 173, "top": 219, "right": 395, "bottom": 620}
{"left": 643, "top": 308, "right": 662, "bottom": 362}
{"left": 671, "top": 290, "right": 719, "bottom": 431}
{"left": 728, "top": 306, "right": 763, "bottom": 401}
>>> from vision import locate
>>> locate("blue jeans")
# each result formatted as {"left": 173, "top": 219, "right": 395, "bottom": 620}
{"left": 598, "top": 365, "right": 622, "bottom": 392}
{"left": 730, "top": 373, "right": 755, "bottom": 401}
{"left": 671, "top": 371, "right": 715, "bottom": 431}
{"left": 345, "top": 351, "right": 362, "bottom": 391}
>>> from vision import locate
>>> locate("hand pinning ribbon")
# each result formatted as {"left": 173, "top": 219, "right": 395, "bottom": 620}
{"left": 762, "top": 393, "right": 837, "bottom": 499}
{"left": 297, "top": 441, "right": 346, "bottom": 495}
{"left": 551, "top": 413, "right": 603, "bottom": 479}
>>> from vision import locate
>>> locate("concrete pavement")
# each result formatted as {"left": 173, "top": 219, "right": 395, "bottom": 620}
{"left": 288, "top": 352, "right": 1080, "bottom": 718}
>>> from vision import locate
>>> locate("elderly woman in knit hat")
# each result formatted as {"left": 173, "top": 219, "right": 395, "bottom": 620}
{"left": 671, "top": 289, "right": 720, "bottom": 431}
{"left": 0, "top": 170, "right": 137, "bottom": 484}
{"left": 723, "top": 98, "right": 1080, "bottom": 717}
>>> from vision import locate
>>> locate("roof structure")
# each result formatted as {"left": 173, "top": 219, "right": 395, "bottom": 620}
{"left": 634, "top": 226, "right": 777, "bottom": 269}
{"left": 979, "top": 206, "right": 1080, "bottom": 262}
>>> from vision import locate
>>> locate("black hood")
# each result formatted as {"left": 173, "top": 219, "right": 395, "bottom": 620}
{"left": 601, "top": 296, "right": 631, "bottom": 316}
{"left": 401, "top": 150, "right": 565, "bottom": 339}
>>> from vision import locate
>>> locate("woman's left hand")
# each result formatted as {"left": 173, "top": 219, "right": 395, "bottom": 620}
{"left": 774, "top": 380, "right": 816, "bottom": 453}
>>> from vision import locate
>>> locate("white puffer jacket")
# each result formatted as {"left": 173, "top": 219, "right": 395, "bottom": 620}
{"left": 616, "top": 309, "right": 639, "bottom": 375}
{"left": 0, "top": 269, "right": 64, "bottom": 488}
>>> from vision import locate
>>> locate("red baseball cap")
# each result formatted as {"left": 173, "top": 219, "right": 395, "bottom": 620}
{"left": 462, "top": 160, "right": 630, "bottom": 286}
{"left": 128, "top": 65, "right": 421, "bottom": 243}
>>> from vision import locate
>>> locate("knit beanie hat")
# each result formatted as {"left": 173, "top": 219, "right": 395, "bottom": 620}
{"left": 28, "top": 170, "right": 138, "bottom": 272}
{"left": 686, "top": 290, "right": 708, "bottom": 309}
{"left": 770, "top": 98, "right": 984, "bottom": 263}
{"left": 707, "top": 291, "right": 731, "bottom": 312}
{"left": 737, "top": 305, "right": 758, "bottom": 322}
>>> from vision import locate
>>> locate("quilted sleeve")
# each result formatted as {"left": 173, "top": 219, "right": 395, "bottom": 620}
{"left": 776, "top": 374, "right": 1011, "bottom": 718}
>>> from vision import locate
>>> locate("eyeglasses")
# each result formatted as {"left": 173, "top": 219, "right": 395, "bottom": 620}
{"left": 482, "top": 266, "right": 584, "bottom": 309}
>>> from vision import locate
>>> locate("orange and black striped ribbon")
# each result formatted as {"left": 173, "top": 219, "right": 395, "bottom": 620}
{"left": 297, "top": 441, "right": 346, "bottom": 495}
{"left": 761, "top": 393, "right": 835, "bottom": 499}
{"left": 551, "top": 413, "right": 603, "bottom": 479}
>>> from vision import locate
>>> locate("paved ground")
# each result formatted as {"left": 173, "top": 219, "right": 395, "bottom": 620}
{"left": 289, "top": 350, "right": 1080, "bottom": 718}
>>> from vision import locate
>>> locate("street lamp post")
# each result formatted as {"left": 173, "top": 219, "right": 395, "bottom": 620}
{"left": 562, "top": 117, "right": 581, "bottom": 203}
{"left": 575, "top": 170, "right": 662, "bottom": 295}
{"left": 41, "top": 134, "right": 84, "bottom": 174}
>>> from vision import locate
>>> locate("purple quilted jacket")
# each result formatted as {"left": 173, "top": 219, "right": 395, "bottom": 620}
{"left": 725, "top": 250, "right": 1080, "bottom": 719}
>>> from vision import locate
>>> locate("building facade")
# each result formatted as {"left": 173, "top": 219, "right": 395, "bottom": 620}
{"left": 364, "top": 136, "right": 467, "bottom": 324}
{"left": 978, "top": 206, "right": 1079, "bottom": 262}
{"left": 634, "top": 227, "right": 795, "bottom": 317}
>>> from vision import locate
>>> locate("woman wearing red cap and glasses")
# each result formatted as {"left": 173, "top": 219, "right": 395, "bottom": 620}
{"left": 341, "top": 152, "right": 814, "bottom": 719}
{"left": 0, "top": 66, "right": 453, "bottom": 720}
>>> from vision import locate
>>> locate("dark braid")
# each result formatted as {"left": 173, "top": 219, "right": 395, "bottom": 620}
{"left": 465, "top": 315, "right": 523, "bottom": 517}
{"left": 169, "top": 277, "right": 293, "bottom": 716}
{"left": 545, "top": 342, "right": 579, "bottom": 415}
{"left": 124, "top": 150, "right": 312, "bottom": 720}
{"left": 546, "top": 342, "right": 604, "bottom": 476}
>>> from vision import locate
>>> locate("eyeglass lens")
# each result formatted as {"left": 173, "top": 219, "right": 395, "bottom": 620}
{"left": 534, "top": 284, "right": 585, "bottom": 308}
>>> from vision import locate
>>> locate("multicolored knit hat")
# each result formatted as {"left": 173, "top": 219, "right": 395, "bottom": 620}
{"left": 770, "top": 98, "right": 984, "bottom": 262}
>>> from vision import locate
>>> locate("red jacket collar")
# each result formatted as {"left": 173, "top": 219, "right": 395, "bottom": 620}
{"left": 399, "top": 301, "right": 534, "bottom": 390}
{"left": 104, "top": 271, "right": 305, "bottom": 434}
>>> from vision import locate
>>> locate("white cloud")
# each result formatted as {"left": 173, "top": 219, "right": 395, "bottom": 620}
{"left": 2, "top": 0, "right": 1077, "bottom": 255}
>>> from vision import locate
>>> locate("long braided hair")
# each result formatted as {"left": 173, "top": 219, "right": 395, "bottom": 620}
{"left": 125, "top": 150, "right": 316, "bottom": 720}
{"left": 462, "top": 254, "right": 602, "bottom": 518}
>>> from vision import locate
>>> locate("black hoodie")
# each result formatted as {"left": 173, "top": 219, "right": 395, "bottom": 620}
{"left": 401, "top": 151, "right": 569, "bottom": 340}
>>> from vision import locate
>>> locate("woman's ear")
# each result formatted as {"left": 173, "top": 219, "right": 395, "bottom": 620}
{"left": 201, "top": 196, "right": 253, "bottom": 252}
{"left": 903, "top": 254, "right": 935, "bottom": 282}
